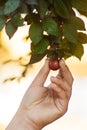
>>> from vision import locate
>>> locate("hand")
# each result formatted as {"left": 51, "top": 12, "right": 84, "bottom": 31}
{"left": 20, "top": 59, "right": 73, "bottom": 128}
{"left": 6, "top": 59, "right": 73, "bottom": 130}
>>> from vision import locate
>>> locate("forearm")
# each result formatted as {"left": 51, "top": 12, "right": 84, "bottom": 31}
{"left": 6, "top": 121, "right": 40, "bottom": 130}
{"left": 5, "top": 108, "right": 41, "bottom": 130}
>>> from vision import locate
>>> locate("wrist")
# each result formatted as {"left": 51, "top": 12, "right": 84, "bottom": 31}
{"left": 5, "top": 108, "right": 41, "bottom": 130}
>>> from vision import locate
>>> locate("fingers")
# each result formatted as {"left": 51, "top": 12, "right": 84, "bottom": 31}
{"left": 30, "top": 59, "right": 50, "bottom": 87}
{"left": 50, "top": 76, "right": 72, "bottom": 100}
{"left": 58, "top": 60, "right": 74, "bottom": 86}
{"left": 49, "top": 60, "right": 73, "bottom": 100}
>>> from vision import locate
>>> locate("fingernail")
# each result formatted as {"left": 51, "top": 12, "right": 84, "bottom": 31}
{"left": 59, "top": 59, "right": 65, "bottom": 66}
{"left": 44, "top": 59, "right": 50, "bottom": 71}
{"left": 45, "top": 58, "right": 49, "bottom": 65}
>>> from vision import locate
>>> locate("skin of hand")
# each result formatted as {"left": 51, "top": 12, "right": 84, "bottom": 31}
{"left": 6, "top": 59, "right": 73, "bottom": 130}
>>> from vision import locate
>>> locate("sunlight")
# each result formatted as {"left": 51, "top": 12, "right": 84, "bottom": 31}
{"left": 0, "top": 25, "right": 31, "bottom": 61}
{"left": 66, "top": 44, "right": 87, "bottom": 77}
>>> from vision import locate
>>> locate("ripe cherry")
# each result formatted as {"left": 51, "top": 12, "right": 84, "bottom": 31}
{"left": 49, "top": 59, "right": 60, "bottom": 71}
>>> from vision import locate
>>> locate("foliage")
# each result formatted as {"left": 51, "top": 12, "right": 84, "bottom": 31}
{"left": 0, "top": 0, "right": 87, "bottom": 64}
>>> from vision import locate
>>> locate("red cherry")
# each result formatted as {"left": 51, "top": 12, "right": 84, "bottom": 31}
{"left": 49, "top": 59, "right": 60, "bottom": 71}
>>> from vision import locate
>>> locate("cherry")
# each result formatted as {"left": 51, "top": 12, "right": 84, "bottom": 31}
{"left": 49, "top": 59, "right": 60, "bottom": 71}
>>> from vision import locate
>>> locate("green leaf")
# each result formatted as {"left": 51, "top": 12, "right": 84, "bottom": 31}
{"left": 38, "top": 0, "right": 48, "bottom": 18}
{"left": 24, "top": 0, "right": 38, "bottom": 5}
{"left": 63, "top": 52, "right": 72, "bottom": 59}
{"left": 19, "top": 3, "right": 28, "bottom": 14}
{"left": 71, "top": 0, "right": 87, "bottom": 12}
{"left": 29, "top": 22, "right": 43, "bottom": 45}
{"left": 78, "top": 32, "right": 87, "bottom": 44}
{"left": 70, "top": 16, "right": 86, "bottom": 30}
{"left": 59, "top": 38, "right": 72, "bottom": 59}
{"left": 31, "top": 37, "right": 49, "bottom": 54}
{"left": 5, "top": 21, "right": 17, "bottom": 38}
{"left": 47, "top": 48, "right": 64, "bottom": 59}
{"left": 29, "top": 53, "right": 46, "bottom": 64}
{"left": 60, "top": 38, "right": 84, "bottom": 60}
{"left": 62, "top": 0, "right": 72, "bottom": 14}
{"left": 42, "top": 18, "right": 59, "bottom": 37}
{"left": 70, "top": 42, "right": 84, "bottom": 60}
{"left": 54, "top": 0, "right": 70, "bottom": 19}
{"left": 0, "top": 7, "right": 4, "bottom": 15}
{"left": 62, "top": 22, "right": 78, "bottom": 44}
{"left": 0, "top": 16, "right": 6, "bottom": 31}
{"left": 62, "top": 0, "right": 72, "bottom": 8}
{"left": 11, "top": 13, "right": 24, "bottom": 27}
{"left": 60, "top": 39, "right": 71, "bottom": 54}
{"left": 60, "top": 38, "right": 70, "bottom": 50}
{"left": 4, "top": 0, "right": 20, "bottom": 15}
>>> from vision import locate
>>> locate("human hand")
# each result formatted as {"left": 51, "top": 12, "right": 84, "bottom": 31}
{"left": 6, "top": 59, "right": 73, "bottom": 130}
{"left": 20, "top": 59, "right": 73, "bottom": 129}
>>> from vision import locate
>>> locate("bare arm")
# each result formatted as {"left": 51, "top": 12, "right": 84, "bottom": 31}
{"left": 6, "top": 59, "right": 73, "bottom": 130}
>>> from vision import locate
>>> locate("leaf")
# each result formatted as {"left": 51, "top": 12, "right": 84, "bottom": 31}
{"left": 38, "top": 0, "right": 48, "bottom": 18}
{"left": 5, "top": 21, "right": 17, "bottom": 38}
{"left": 62, "top": 0, "right": 72, "bottom": 14}
{"left": 29, "top": 53, "right": 46, "bottom": 64}
{"left": 11, "top": 13, "right": 24, "bottom": 27}
{"left": 19, "top": 2, "right": 28, "bottom": 14}
{"left": 60, "top": 38, "right": 71, "bottom": 50}
{"left": 31, "top": 37, "right": 49, "bottom": 54}
{"left": 62, "top": 0, "right": 72, "bottom": 8}
{"left": 70, "top": 16, "right": 86, "bottom": 31}
{"left": 63, "top": 52, "right": 72, "bottom": 59}
{"left": 47, "top": 48, "right": 64, "bottom": 59}
{"left": 4, "top": 0, "right": 20, "bottom": 15}
{"left": 60, "top": 38, "right": 84, "bottom": 60}
{"left": 59, "top": 38, "right": 72, "bottom": 59}
{"left": 0, "top": 7, "right": 4, "bottom": 15}
{"left": 24, "top": 0, "right": 38, "bottom": 5}
{"left": 62, "top": 22, "right": 78, "bottom": 44}
{"left": 71, "top": 0, "right": 87, "bottom": 12}
{"left": 54, "top": 0, "right": 70, "bottom": 19}
{"left": 29, "top": 22, "right": 43, "bottom": 45}
{"left": 42, "top": 18, "right": 59, "bottom": 37}
{"left": 0, "top": 16, "right": 6, "bottom": 31}
{"left": 78, "top": 32, "right": 87, "bottom": 44}
{"left": 70, "top": 42, "right": 84, "bottom": 60}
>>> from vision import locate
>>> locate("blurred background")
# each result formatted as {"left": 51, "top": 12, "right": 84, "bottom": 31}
{"left": 0, "top": 16, "right": 87, "bottom": 130}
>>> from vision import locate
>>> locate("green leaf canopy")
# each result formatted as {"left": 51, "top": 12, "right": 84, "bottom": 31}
{"left": 0, "top": 0, "right": 87, "bottom": 64}
{"left": 62, "top": 22, "right": 78, "bottom": 44}
{"left": 4, "top": 0, "right": 20, "bottom": 15}
{"left": 54, "top": 0, "right": 70, "bottom": 19}
{"left": 29, "top": 22, "right": 43, "bottom": 45}
{"left": 42, "top": 18, "right": 60, "bottom": 37}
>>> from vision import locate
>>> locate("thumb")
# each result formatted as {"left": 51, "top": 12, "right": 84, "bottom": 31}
{"left": 30, "top": 59, "right": 50, "bottom": 87}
